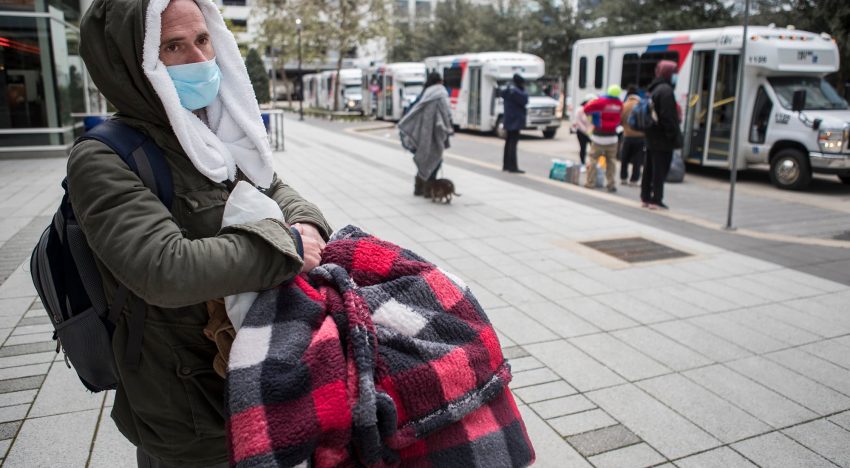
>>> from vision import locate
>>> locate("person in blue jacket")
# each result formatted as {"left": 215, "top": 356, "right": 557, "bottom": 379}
{"left": 501, "top": 73, "right": 529, "bottom": 173}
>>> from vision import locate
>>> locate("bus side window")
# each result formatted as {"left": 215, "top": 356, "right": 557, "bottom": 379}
{"left": 579, "top": 57, "right": 587, "bottom": 88}
{"left": 750, "top": 86, "right": 772, "bottom": 144}
{"left": 638, "top": 51, "right": 679, "bottom": 89}
{"left": 594, "top": 55, "right": 604, "bottom": 89}
{"left": 443, "top": 67, "right": 463, "bottom": 90}
{"left": 621, "top": 54, "right": 639, "bottom": 90}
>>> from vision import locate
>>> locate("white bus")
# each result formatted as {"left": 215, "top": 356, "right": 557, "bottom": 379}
{"left": 424, "top": 52, "right": 561, "bottom": 138}
{"left": 302, "top": 73, "right": 320, "bottom": 109}
{"left": 372, "top": 62, "right": 427, "bottom": 121}
{"left": 571, "top": 26, "right": 850, "bottom": 189}
{"left": 302, "top": 69, "right": 363, "bottom": 112}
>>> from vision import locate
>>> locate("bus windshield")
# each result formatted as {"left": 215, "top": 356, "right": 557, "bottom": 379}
{"left": 343, "top": 85, "right": 361, "bottom": 97}
{"left": 497, "top": 80, "right": 548, "bottom": 97}
{"left": 768, "top": 77, "right": 848, "bottom": 110}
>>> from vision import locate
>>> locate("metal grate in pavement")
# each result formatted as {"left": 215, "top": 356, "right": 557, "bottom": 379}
{"left": 581, "top": 237, "right": 691, "bottom": 263}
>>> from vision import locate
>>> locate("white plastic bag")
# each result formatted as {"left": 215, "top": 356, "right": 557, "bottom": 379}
{"left": 221, "top": 181, "right": 285, "bottom": 331}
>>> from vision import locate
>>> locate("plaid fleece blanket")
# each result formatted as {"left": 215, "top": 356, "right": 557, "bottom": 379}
{"left": 225, "top": 225, "right": 534, "bottom": 467}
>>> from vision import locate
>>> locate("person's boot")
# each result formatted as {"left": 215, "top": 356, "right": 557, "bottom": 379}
{"left": 414, "top": 176, "right": 424, "bottom": 196}
{"left": 423, "top": 179, "right": 435, "bottom": 198}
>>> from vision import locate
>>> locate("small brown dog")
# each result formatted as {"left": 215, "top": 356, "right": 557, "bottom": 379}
{"left": 428, "top": 178, "right": 461, "bottom": 204}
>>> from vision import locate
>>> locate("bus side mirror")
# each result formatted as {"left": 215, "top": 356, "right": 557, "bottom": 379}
{"left": 792, "top": 90, "right": 807, "bottom": 112}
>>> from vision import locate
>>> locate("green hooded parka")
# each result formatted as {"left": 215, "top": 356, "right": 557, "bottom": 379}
{"left": 72, "top": 0, "right": 331, "bottom": 465}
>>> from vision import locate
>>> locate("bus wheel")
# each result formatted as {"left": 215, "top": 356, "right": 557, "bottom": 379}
{"left": 542, "top": 129, "right": 557, "bottom": 139}
{"left": 494, "top": 117, "right": 507, "bottom": 139}
{"left": 769, "top": 148, "right": 811, "bottom": 190}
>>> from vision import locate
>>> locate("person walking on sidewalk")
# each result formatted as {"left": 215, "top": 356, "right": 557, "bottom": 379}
{"left": 583, "top": 85, "right": 624, "bottom": 192}
{"left": 572, "top": 93, "right": 596, "bottom": 165}
{"left": 619, "top": 86, "right": 646, "bottom": 186}
{"left": 398, "top": 72, "right": 453, "bottom": 197}
{"left": 73, "top": 0, "right": 331, "bottom": 466}
{"left": 642, "top": 60, "right": 683, "bottom": 209}
{"left": 501, "top": 73, "right": 529, "bottom": 173}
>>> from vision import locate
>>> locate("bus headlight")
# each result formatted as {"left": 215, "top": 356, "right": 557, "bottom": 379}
{"left": 818, "top": 129, "right": 845, "bottom": 153}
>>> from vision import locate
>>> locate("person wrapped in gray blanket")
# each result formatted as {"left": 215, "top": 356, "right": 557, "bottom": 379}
{"left": 398, "top": 72, "right": 454, "bottom": 197}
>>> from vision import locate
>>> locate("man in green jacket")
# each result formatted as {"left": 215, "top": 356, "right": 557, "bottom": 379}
{"left": 71, "top": 0, "right": 331, "bottom": 466}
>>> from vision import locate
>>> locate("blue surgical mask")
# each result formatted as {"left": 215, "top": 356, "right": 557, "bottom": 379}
{"left": 166, "top": 58, "right": 221, "bottom": 111}
{"left": 671, "top": 74, "right": 679, "bottom": 86}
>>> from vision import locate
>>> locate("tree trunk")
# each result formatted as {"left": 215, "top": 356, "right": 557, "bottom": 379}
{"left": 334, "top": 53, "right": 344, "bottom": 112}
{"left": 332, "top": 0, "right": 350, "bottom": 112}
{"left": 283, "top": 75, "right": 292, "bottom": 109}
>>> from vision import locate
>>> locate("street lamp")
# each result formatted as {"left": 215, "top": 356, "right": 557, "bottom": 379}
{"left": 296, "top": 17, "right": 303, "bottom": 121}
{"left": 725, "top": 0, "right": 750, "bottom": 230}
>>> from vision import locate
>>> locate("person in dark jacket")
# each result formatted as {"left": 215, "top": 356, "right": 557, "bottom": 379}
{"left": 641, "top": 60, "right": 683, "bottom": 209}
{"left": 501, "top": 73, "right": 529, "bottom": 173}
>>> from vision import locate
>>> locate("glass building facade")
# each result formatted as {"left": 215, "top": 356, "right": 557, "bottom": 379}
{"left": 1, "top": 0, "right": 103, "bottom": 156}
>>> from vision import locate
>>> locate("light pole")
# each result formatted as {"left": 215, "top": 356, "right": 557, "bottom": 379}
{"left": 725, "top": 0, "right": 750, "bottom": 230}
{"left": 270, "top": 47, "right": 278, "bottom": 109}
{"left": 296, "top": 17, "right": 303, "bottom": 121}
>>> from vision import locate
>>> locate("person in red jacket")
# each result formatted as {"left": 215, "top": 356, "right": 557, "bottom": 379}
{"left": 583, "top": 85, "right": 624, "bottom": 192}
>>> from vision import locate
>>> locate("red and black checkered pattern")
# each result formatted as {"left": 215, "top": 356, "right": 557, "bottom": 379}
{"left": 226, "top": 225, "right": 534, "bottom": 467}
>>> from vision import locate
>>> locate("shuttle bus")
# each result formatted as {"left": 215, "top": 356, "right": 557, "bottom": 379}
{"left": 374, "top": 62, "right": 427, "bottom": 121}
{"left": 302, "top": 73, "right": 320, "bottom": 109}
{"left": 571, "top": 26, "right": 850, "bottom": 189}
{"left": 301, "top": 69, "right": 363, "bottom": 112}
{"left": 424, "top": 52, "right": 561, "bottom": 138}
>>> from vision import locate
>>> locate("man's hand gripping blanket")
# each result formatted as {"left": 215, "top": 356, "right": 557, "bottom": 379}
{"left": 225, "top": 225, "right": 535, "bottom": 467}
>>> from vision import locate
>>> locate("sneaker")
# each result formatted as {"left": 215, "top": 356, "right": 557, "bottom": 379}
{"left": 647, "top": 203, "right": 659, "bottom": 210}
{"left": 620, "top": 179, "right": 627, "bottom": 185}
{"left": 508, "top": 169, "right": 526, "bottom": 174}
{"left": 641, "top": 202, "right": 650, "bottom": 208}
{"left": 607, "top": 186, "right": 617, "bottom": 193}
{"left": 655, "top": 202, "right": 670, "bottom": 210}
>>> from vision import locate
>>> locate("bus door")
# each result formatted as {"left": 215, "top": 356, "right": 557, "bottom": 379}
{"left": 377, "top": 73, "right": 387, "bottom": 119}
{"left": 706, "top": 53, "right": 740, "bottom": 164}
{"left": 385, "top": 75, "right": 394, "bottom": 119}
{"left": 683, "top": 51, "right": 714, "bottom": 163}
{"left": 468, "top": 66, "right": 482, "bottom": 127}
{"left": 685, "top": 51, "right": 740, "bottom": 165}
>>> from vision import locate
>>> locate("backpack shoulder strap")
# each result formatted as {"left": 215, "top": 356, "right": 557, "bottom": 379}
{"left": 75, "top": 120, "right": 171, "bottom": 371}
{"left": 77, "top": 119, "right": 174, "bottom": 210}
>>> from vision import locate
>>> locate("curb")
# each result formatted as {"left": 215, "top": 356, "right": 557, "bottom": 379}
{"left": 345, "top": 126, "right": 850, "bottom": 250}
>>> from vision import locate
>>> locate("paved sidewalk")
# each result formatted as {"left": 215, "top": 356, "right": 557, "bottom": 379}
{"left": 1, "top": 117, "right": 850, "bottom": 467}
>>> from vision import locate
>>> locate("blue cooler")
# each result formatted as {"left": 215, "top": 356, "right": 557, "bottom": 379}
{"left": 549, "top": 159, "right": 568, "bottom": 181}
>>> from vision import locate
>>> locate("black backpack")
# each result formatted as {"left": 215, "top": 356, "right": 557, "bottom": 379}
{"left": 30, "top": 119, "right": 173, "bottom": 392}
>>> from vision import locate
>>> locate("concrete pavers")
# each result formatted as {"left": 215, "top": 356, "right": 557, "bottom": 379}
{"left": 0, "top": 117, "right": 848, "bottom": 465}
{"left": 675, "top": 446, "right": 758, "bottom": 468}
{"left": 733, "top": 432, "right": 836, "bottom": 468}
{"left": 587, "top": 383, "right": 720, "bottom": 459}
{"left": 637, "top": 374, "right": 770, "bottom": 443}
{"left": 784, "top": 419, "right": 850, "bottom": 467}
